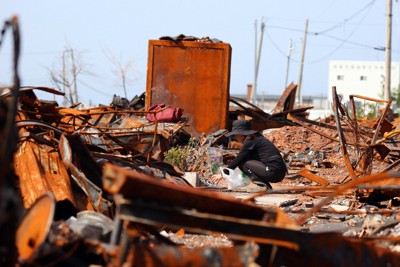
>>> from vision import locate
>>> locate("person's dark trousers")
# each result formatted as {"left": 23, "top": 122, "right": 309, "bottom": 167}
{"left": 240, "top": 160, "right": 285, "bottom": 189}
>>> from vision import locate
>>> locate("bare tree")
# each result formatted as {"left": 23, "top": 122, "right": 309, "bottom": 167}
{"left": 104, "top": 49, "right": 134, "bottom": 99}
{"left": 50, "top": 46, "right": 89, "bottom": 106}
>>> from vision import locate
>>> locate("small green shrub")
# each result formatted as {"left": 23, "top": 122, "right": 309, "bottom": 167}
{"left": 163, "top": 146, "right": 188, "bottom": 170}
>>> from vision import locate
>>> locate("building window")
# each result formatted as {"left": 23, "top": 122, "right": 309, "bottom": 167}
{"left": 360, "top": 75, "right": 367, "bottom": 81}
{"left": 337, "top": 75, "right": 344, "bottom": 80}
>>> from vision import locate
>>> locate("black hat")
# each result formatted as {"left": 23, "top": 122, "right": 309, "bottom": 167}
{"left": 225, "top": 120, "right": 258, "bottom": 137}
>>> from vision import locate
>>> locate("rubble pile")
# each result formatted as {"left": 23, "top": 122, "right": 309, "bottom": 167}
{"left": 1, "top": 16, "right": 400, "bottom": 267}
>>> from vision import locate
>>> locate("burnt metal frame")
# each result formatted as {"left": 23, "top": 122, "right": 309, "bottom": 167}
{"left": 332, "top": 87, "right": 392, "bottom": 179}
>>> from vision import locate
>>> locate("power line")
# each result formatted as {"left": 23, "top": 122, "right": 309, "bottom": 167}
{"left": 318, "top": 33, "right": 378, "bottom": 49}
{"left": 265, "top": 30, "right": 300, "bottom": 63}
{"left": 315, "top": 0, "right": 376, "bottom": 35}
{"left": 265, "top": 1, "right": 381, "bottom": 64}
{"left": 307, "top": 0, "right": 378, "bottom": 64}
{"left": 267, "top": 25, "right": 379, "bottom": 49}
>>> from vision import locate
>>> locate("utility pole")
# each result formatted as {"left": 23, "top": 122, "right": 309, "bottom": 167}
{"left": 297, "top": 19, "right": 308, "bottom": 105}
{"left": 250, "top": 20, "right": 257, "bottom": 103}
{"left": 251, "top": 19, "right": 265, "bottom": 104}
{"left": 284, "top": 39, "right": 294, "bottom": 89}
{"left": 384, "top": 0, "right": 392, "bottom": 100}
{"left": 254, "top": 20, "right": 258, "bottom": 73}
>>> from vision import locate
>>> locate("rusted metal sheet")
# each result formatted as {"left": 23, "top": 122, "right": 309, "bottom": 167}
{"left": 14, "top": 138, "right": 79, "bottom": 209}
{"left": 14, "top": 116, "right": 112, "bottom": 214}
{"left": 145, "top": 39, "right": 231, "bottom": 136}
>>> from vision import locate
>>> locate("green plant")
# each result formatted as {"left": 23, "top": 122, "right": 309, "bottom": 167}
{"left": 354, "top": 101, "right": 378, "bottom": 120}
{"left": 164, "top": 146, "right": 187, "bottom": 170}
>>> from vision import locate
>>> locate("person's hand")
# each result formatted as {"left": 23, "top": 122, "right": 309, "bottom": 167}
{"left": 210, "top": 173, "right": 223, "bottom": 185}
{"left": 229, "top": 141, "right": 243, "bottom": 149}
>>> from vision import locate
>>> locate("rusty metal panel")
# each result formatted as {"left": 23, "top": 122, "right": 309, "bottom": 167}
{"left": 146, "top": 40, "right": 231, "bottom": 136}
{"left": 14, "top": 140, "right": 76, "bottom": 209}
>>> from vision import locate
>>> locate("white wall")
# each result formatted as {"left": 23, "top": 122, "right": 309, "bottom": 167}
{"left": 328, "top": 60, "right": 400, "bottom": 105}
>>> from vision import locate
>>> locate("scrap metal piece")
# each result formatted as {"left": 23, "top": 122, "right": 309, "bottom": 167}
{"left": 16, "top": 192, "right": 55, "bottom": 263}
{"left": 332, "top": 86, "right": 357, "bottom": 180}
{"left": 297, "top": 170, "right": 400, "bottom": 225}
{"left": 298, "top": 168, "right": 330, "bottom": 186}
{"left": 59, "top": 134, "right": 113, "bottom": 216}
{"left": 271, "top": 82, "right": 298, "bottom": 114}
{"left": 102, "top": 163, "right": 296, "bottom": 226}
{"left": 229, "top": 84, "right": 312, "bottom": 132}
{"left": 1, "top": 86, "right": 65, "bottom": 98}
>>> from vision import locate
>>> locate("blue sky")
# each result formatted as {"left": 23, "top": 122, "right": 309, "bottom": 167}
{"left": 1, "top": 1, "right": 399, "bottom": 106}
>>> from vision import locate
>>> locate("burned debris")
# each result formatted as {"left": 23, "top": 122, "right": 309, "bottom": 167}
{"left": 1, "top": 17, "right": 400, "bottom": 267}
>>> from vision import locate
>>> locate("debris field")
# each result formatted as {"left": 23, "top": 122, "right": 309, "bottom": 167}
{"left": 1, "top": 17, "right": 400, "bottom": 267}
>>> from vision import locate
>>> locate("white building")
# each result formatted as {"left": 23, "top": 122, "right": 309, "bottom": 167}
{"left": 328, "top": 60, "right": 400, "bottom": 105}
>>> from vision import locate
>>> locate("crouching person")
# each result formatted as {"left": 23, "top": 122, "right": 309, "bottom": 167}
{"left": 213, "top": 120, "right": 287, "bottom": 193}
